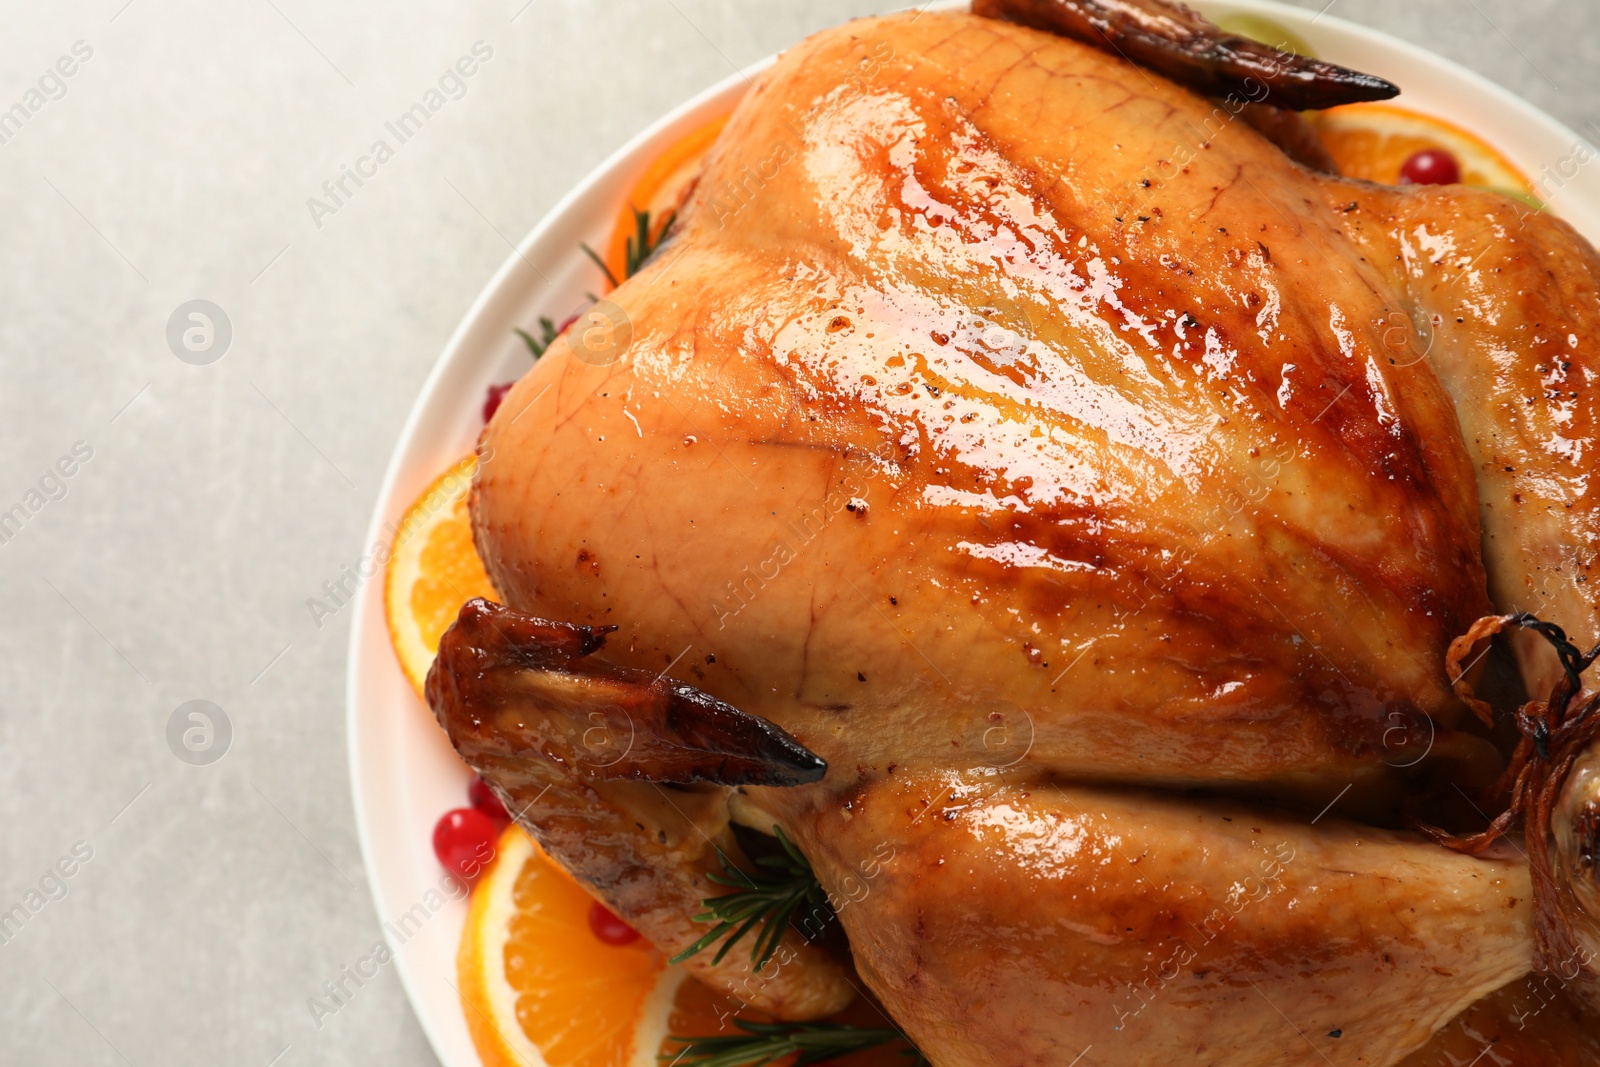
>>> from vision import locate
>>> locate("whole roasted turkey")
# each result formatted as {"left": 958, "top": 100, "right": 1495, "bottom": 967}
{"left": 427, "top": 2, "right": 1600, "bottom": 1063}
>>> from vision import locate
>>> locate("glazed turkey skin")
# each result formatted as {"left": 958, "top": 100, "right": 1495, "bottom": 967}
{"left": 447, "top": 9, "right": 1600, "bottom": 1066}
{"left": 471, "top": 9, "right": 1599, "bottom": 795}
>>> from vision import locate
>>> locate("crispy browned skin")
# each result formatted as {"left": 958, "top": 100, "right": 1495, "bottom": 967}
{"left": 446, "top": 9, "right": 1600, "bottom": 1064}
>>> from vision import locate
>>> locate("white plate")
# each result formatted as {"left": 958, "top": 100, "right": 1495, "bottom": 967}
{"left": 345, "top": 4, "right": 1600, "bottom": 1065}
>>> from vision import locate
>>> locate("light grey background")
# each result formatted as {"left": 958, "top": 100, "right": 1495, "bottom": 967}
{"left": 0, "top": 1, "right": 1593, "bottom": 1064}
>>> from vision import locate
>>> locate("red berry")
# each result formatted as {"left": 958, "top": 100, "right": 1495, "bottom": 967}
{"left": 433, "top": 808, "right": 499, "bottom": 884}
{"left": 1399, "top": 148, "right": 1460, "bottom": 186}
{"left": 468, "top": 776, "right": 509, "bottom": 823}
{"left": 482, "top": 382, "right": 514, "bottom": 423}
{"left": 587, "top": 900, "right": 641, "bottom": 945}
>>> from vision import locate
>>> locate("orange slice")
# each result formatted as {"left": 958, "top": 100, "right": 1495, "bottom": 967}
{"left": 383, "top": 455, "right": 498, "bottom": 699}
{"left": 460, "top": 824, "right": 921, "bottom": 1067}
{"left": 603, "top": 114, "right": 730, "bottom": 284}
{"left": 460, "top": 824, "right": 670, "bottom": 1067}
{"left": 1312, "top": 102, "right": 1539, "bottom": 205}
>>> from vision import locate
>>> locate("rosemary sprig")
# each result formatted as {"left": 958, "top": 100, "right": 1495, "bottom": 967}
{"left": 624, "top": 205, "right": 675, "bottom": 278}
{"left": 514, "top": 315, "right": 561, "bottom": 359}
{"left": 670, "top": 825, "right": 830, "bottom": 972}
{"left": 661, "top": 1019, "right": 925, "bottom": 1067}
{"left": 580, "top": 206, "right": 676, "bottom": 289}
{"left": 580, "top": 242, "right": 619, "bottom": 289}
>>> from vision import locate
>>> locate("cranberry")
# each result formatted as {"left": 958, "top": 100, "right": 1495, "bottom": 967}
{"left": 433, "top": 808, "right": 499, "bottom": 884}
{"left": 1399, "top": 148, "right": 1460, "bottom": 186}
{"left": 468, "top": 776, "right": 510, "bottom": 823}
{"left": 482, "top": 382, "right": 514, "bottom": 423}
{"left": 587, "top": 900, "right": 641, "bottom": 945}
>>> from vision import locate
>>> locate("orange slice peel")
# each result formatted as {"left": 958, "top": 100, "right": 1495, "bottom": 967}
{"left": 458, "top": 823, "right": 671, "bottom": 1067}
{"left": 383, "top": 454, "right": 498, "bottom": 699}
{"left": 1313, "top": 101, "right": 1539, "bottom": 206}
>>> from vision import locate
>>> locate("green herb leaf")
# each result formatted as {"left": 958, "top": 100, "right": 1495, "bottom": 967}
{"left": 625, "top": 205, "right": 675, "bottom": 279}
{"left": 514, "top": 316, "right": 562, "bottom": 360}
{"left": 669, "top": 825, "right": 830, "bottom": 972}
{"left": 661, "top": 1018, "right": 925, "bottom": 1067}
{"left": 580, "top": 243, "right": 620, "bottom": 289}
{"left": 580, "top": 206, "right": 676, "bottom": 290}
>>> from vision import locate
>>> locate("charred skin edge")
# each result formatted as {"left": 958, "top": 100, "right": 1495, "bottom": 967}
{"left": 426, "top": 597, "right": 827, "bottom": 787}
{"left": 972, "top": 0, "right": 1399, "bottom": 111}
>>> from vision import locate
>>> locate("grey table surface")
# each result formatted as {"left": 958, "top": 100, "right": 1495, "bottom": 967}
{"left": 0, "top": 0, "right": 1594, "bottom": 1063}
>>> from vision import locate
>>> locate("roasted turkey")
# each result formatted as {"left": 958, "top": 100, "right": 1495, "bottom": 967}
{"left": 427, "top": 2, "right": 1600, "bottom": 1063}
